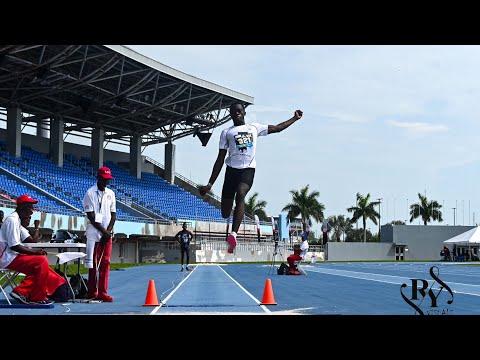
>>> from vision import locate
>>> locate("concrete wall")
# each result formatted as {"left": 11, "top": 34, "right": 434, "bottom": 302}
{"left": 381, "top": 224, "right": 475, "bottom": 260}
{"left": 196, "top": 241, "right": 324, "bottom": 263}
{"left": 111, "top": 242, "right": 137, "bottom": 263}
{"left": 326, "top": 242, "right": 395, "bottom": 261}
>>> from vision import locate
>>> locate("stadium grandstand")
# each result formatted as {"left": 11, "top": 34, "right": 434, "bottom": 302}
{"left": 0, "top": 45, "right": 273, "bottom": 248}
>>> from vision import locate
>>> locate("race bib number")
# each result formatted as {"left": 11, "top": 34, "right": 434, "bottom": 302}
{"left": 234, "top": 132, "right": 253, "bottom": 152}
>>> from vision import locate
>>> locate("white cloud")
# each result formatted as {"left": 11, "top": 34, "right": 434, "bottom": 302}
{"left": 321, "top": 112, "right": 370, "bottom": 124}
{"left": 387, "top": 120, "right": 448, "bottom": 134}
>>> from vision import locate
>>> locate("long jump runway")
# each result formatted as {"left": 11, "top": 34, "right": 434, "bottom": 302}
{"left": 1, "top": 262, "right": 480, "bottom": 315}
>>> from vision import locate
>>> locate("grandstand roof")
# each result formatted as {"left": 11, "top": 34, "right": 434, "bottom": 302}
{"left": 0, "top": 45, "right": 254, "bottom": 146}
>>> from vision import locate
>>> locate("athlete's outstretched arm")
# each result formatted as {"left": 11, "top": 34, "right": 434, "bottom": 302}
{"left": 199, "top": 149, "right": 227, "bottom": 196}
{"left": 267, "top": 110, "right": 303, "bottom": 134}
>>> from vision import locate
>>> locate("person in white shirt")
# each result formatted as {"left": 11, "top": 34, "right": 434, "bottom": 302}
{"left": 83, "top": 166, "right": 116, "bottom": 302}
{"left": 199, "top": 103, "right": 303, "bottom": 253}
{"left": 300, "top": 231, "right": 309, "bottom": 259}
{"left": 0, "top": 195, "right": 66, "bottom": 304}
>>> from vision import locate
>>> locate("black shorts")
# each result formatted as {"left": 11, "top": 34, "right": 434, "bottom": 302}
{"left": 221, "top": 166, "right": 255, "bottom": 200}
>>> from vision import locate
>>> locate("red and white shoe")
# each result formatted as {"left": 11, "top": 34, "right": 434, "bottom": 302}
{"left": 227, "top": 234, "right": 237, "bottom": 253}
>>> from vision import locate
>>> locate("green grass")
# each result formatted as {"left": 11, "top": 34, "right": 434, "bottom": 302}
{"left": 50, "top": 262, "right": 161, "bottom": 276}
{"left": 323, "top": 260, "right": 439, "bottom": 263}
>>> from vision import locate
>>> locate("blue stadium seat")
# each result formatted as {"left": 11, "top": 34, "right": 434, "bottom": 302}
{"left": 0, "top": 142, "right": 225, "bottom": 223}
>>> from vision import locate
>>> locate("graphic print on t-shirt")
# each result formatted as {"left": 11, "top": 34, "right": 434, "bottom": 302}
{"left": 181, "top": 233, "right": 189, "bottom": 244}
{"left": 234, "top": 132, "right": 253, "bottom": 152}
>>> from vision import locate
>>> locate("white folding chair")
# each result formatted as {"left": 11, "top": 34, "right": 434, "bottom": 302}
{"left": 0, "top": 269, "right": 21, "bottom": 305}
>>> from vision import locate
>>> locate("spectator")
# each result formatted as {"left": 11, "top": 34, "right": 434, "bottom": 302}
{"left": 0, "top": 195, "right": 67, "bottom": 304}
{"left": 441, "top": 246, "right": 451, "bottom": 261}
{"left": 29, "top": 219, "right": 42, "bottom": 242}
{"left": 0, "top": 210, "right": 4, "bottom": 229}
{"left": 286, "top": 235, "right": 309, "bottom": 275}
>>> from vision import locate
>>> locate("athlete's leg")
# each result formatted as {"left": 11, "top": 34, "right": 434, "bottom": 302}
{"left": 221, "top": 166, "right": 236, "bottom": 219}
{"left": 221, "top": 198, "right": 234, "bottom": 219}
{"left": 232, "top": 182, "right": 252, "bottom": 233}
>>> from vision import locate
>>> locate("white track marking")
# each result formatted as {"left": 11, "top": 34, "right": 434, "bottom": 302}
{"left": 150, "top": 265, "right": 198, "bottom": 315}
{"left": 217, "top": 265, "right": 271, "bottom": 313}
{"left": 307, "top": 267, "right": 480, "bottom": 296}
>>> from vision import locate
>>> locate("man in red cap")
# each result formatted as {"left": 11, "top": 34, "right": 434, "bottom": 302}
{"left": 0, "top": 195, "right": 67, "bottom": 304}
{"left": 83, "top": 166, "right": 116, "bottom": 302}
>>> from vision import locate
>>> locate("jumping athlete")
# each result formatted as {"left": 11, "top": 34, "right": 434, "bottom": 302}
{"left": 199, "top": 103, "right": 303, "bottom": 253}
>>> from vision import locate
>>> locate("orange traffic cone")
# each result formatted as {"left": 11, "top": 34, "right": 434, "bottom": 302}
{"left": 260, "top": 278, "right": 277, "bottom": 305}
{"left": 143, "top": 279, "right": 160, "bottom": 306}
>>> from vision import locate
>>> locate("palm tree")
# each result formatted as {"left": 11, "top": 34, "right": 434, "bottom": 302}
{"left": 245, "top": 192, "right": 268, "bottom": 221}
{"left": 347, "top": 193, "right": 380, "bottom": 243}
{"left": 328, "top": 215, "right": 353, "bottom": 242}
{"left": 409, "top": 193, "right": 443, "bottom": 225}
{"left": 282, "top": 185, "right": 325, "bottom": 232}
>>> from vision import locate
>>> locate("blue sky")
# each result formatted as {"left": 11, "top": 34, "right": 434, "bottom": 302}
{"left": 123, "top": 45, "right": 480, "bottom": 234}
{"left": 10, "top": 45, "right": 475, "bottom": 235}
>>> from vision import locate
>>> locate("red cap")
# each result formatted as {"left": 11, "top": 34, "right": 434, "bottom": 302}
{"left": 16, "top": 194, "right": 38, "bottom": 205}
{"left": 98, "top": 166, "right": 113, "bottom": 180}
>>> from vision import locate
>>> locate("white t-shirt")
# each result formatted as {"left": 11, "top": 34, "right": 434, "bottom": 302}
{"left": 219, "top": 123, "right": 269, "bottom": 169}
{"left": 0, "top": 211, "right": 32, "bottom": 268}
{"left": 83, "top": 185, "right": 116, "bottom": 242}
{"left": 300, "top": 240, "right": 309, "bottom": 260}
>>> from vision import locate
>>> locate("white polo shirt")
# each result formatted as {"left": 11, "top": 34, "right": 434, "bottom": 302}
{"left": 0, "top": 211, "right": 33, "bottom": 268}
{"left": 219, "top": 123, "right": 269, "bottom": 169}
{"left": 83, "top": 185, "right": 116, "bottom": 242}
{"left": 300, "top": 240, "right": 309, "bottom": 260}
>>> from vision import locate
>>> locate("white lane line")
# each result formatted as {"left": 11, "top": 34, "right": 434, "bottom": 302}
{"left": 217, "top": 265, "right": 271, "bottom": 314}
{"left": 150, "top": 265, "right": 198, "bottom": 315}
{"left": 307, "top": 267, "right": 480, "bottom": 297}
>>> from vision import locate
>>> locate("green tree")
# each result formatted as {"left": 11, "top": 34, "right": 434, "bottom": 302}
{"left": 347, "top": 193, "right": 380, "bottom": 243}
{"left": 345, "top": 228, "right": 374, "bottom": 242}
{"left": 409, "top": 193, "right": 443, "bottom": 225}
{"left": 282, "top": 185, "right": 325, "bottom": 232}
{"left": 328, "top": 215, "right": 352, "bottom": 242}
{"left": 245, "top": 192, "right": 269, "bottom": 221}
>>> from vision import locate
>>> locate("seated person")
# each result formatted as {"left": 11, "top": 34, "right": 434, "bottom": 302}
{"left": 0, "top": 195, "right": 68, "bottom": 305}
{"left": 286, "top": 235, "right": 309, "bottom": 275}
{"left": 287, "top": 244, "right": 302, "bottom": 275}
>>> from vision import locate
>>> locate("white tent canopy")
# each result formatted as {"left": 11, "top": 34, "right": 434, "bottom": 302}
{"left": 444, "top": 226, "right": 480, "bottom": 245}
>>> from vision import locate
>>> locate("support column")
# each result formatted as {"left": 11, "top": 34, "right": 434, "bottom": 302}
{"left": 91, "top": 127, "right": 104, "bottom": 171}
{"left": 49, "top": 116, "right": 64, "bottom": 167}
{"left": 164, "top": 142, "right": 175, "bottom": 184}
{"left": 7, "top": 107, "right": 22, "bottom": 158}
{"left": 130, "top": 134, "right": 142, "bottom": 179}
{"left": 36, "top": 118, "right": 49, "bottom": 138}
